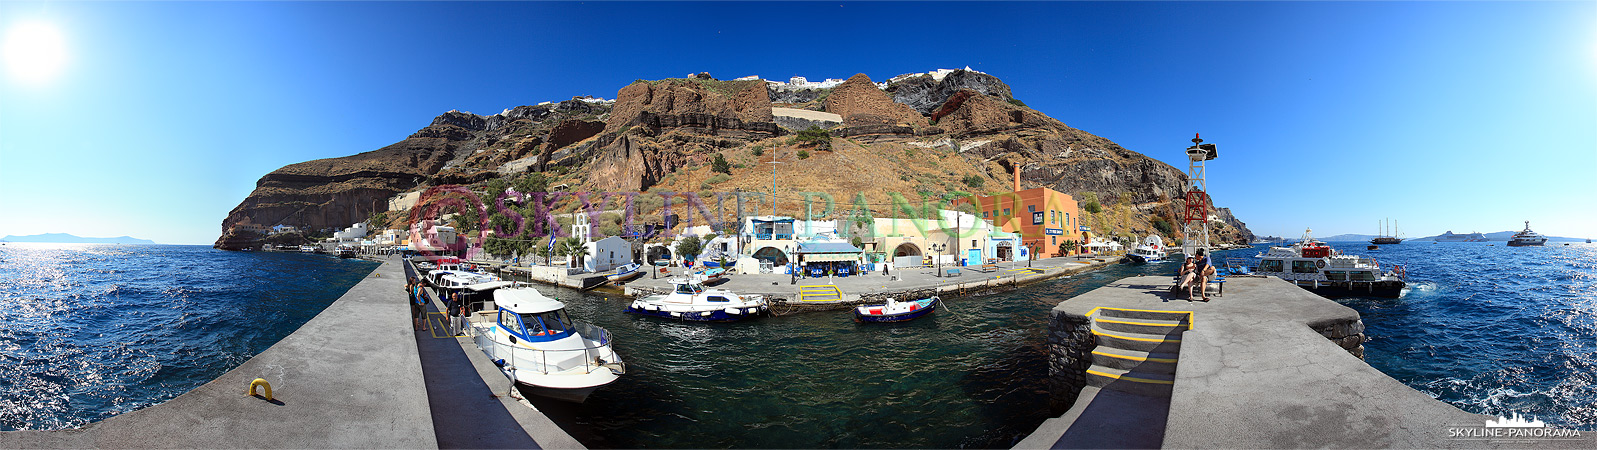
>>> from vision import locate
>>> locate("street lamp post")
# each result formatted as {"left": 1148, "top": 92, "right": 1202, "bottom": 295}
{"left": 930, "top": 243, "right": 947, "bottom": 277}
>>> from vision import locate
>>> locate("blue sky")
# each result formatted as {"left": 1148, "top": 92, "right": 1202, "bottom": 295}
{"left": 2, "top": 1, "right": 1593, "bottom": 245}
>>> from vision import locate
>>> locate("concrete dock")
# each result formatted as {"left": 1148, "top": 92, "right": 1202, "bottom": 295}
{"left": 1, "top": 258, "right": 584, "bottom": 449}
{"left": 1016, "top": 275, "right": 1594, "bottom": 449}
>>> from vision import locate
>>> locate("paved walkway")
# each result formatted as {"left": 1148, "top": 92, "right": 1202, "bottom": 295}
{"left": 1018, "top": 276, "right": 1596, "bottom": 449}
{"left": 0, "top": 260, "right": 435, "bottom": 448}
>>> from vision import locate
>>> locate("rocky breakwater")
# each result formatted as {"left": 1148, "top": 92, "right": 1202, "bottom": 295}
{"left": 586, "top": 78, "right": 782, "bottom": 192}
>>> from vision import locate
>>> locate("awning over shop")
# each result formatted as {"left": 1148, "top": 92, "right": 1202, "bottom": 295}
{"left": 796, "top": 241, "right": 863, "bottom": 262}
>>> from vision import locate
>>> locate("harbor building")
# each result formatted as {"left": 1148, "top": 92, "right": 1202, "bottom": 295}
{"left": 950, "top": 176, "right": 1080, "bottom": 258}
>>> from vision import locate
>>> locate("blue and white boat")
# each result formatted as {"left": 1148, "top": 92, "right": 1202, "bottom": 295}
{"left": 473, "top": 287, "right": 625, "bottom": 403}
{"left": 625, "top": 276, "right": 767, "bottom": 322}
{"left": 607, "top": 262, "right": 643, "bottom": 282}
{"left": 1126, "top": 235, "right": 1167, "bottom": 265}
{"left": 854, "top": 296, "right": 939, "bottom": 323}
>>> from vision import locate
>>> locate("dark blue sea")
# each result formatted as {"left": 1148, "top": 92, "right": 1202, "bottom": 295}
{"left": 1316, "top": 241, "right": 1597, "bottom": 431}
{"left": 0, "top": 243, "right": 377, "bottom": 431}
{"left": 3, "top": 241, "right": 1592, "bottom": 446}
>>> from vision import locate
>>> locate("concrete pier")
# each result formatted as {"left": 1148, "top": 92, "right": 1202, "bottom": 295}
{"left": 1017, "top": 275, "right": 1595, "bottom": 449}
{"left": 1, "top": 259, "right": 585, "bottom": 449}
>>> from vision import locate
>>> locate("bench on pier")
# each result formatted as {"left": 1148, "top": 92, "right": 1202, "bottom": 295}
{"left": 946, "top": 268, "right": 962, "bottom": 277}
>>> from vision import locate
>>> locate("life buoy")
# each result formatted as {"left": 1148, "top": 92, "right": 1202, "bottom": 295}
{"left": 1315, "top": 260, "right": 1326, "bottom": 269}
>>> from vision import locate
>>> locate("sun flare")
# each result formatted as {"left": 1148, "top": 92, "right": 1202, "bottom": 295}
{"left": 3, "top": 21, "right": 68, "bottom": 84}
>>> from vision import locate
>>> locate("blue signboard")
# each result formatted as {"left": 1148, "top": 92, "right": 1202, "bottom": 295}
{"left": 1045, "top": 228, "right": 1064, "bottom": 236}
{"left": 1078, "top": 226, "right": 1091, "bottom": 232}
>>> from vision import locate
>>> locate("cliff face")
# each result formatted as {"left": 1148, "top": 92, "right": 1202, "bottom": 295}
{"left": 216, "top": 69, "right": 1254, "bottom": 249}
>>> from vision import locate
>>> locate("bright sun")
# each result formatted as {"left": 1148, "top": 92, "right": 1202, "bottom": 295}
{"left": 3, "top": 21, "right": 68, "bottom": 84}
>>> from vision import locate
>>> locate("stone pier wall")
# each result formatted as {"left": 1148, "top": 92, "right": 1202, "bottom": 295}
{"left": 1310, "top": 318, "right": 1367, "bottom": 359}
{"left": 1047, "top": 309, "right": 1095, "bottom": 415}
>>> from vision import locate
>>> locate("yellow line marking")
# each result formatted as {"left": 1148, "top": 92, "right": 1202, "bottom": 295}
{"left": 1087, "top": 307, "right": 1196, "bottom": 330}
{"left": 1090, "top": 329, "right": 1181, "bottom": 343}
{"left": 1086, "top": 368, "right": 1175, "bottom": 385}
{"left": 425, "top": 312, "right": 453, "bottom": 338}
{"left": 1096, "top": 317, "right": 1188, "bottom": 328}
{"left": 1091, "top": 349, "right": 1178, "bottom": 363}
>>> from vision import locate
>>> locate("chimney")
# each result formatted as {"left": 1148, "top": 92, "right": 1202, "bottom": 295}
{"left": 1013, "top": 164, "right": 1021, "bottom": 192}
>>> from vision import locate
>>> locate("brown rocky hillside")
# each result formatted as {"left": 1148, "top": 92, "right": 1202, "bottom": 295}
{"left": 214, "top": 69, "right": 1252, "bottom": 250}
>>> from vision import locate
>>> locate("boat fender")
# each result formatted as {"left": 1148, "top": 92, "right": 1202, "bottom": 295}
{"left": 725, "top": 307, "right": 740, "bottom": 315}
{"left": 746, "top": 308, "right": 757, "bottom": 314}
{"left": 247, "top": 378, "right": 273, "bottom": 401}
{"left": 701, "top": 311, "right": 713, "bottom": 317}
{"left": 670, "top": 312, "right": 681, "bottom": 317}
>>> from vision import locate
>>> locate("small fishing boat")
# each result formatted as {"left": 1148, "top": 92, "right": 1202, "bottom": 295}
{"left": 854, "top": 296, "right": 940, "bottom": 323}
{"left": 625, "top": 276, "right": 767, "bottom": 322}
{"left": 472, "top": 287, "right": 625, "bottom": 402}
{"left": 607, "top": 262, "right": 643, "bottom": 282}
{"left": 1126, "top": 235, "right": 1167, "bottom": 265}
{"left": 700, "top": 267, "right": 726, "bottom": 279}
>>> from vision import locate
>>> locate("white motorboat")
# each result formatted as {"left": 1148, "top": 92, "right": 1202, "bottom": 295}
{"left": 1507, "top": 221, "right": 1548, "bottom": 247}
{"left": 471, "top": 287, "right": 624, "bottom": 402}
{"left": 607, "top": 262, "right": 643, "bottom": 282}
{"left": 625, "top": 276, "right": 767, "bottom": 322}
{"left": 1126, "top": 235, "right": 1167, "bottom": 264}
{"left": 1253, "top": 228, "right": 1407, "bottom": 298}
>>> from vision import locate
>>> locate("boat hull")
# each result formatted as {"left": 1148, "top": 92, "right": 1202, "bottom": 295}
{"left": 1506, "top": 240, "right": 1545, "bottom": 247}
{"left": 1126, "top": 254, "right": 1147, "bottom": 265}
{"left": 607, "top": 271, "right": 642, "bottom": 282}
{"left": 624, "top": 305, "right": 765, "bottom": 322}
{"left": 516, "top": 383, "right": 601, "bottom": 403}
{"left": 855, "top": 298, "right": 939, "bottom": 323}
{"left": 1292, "top": 280, "right": 1406, "bottom": 298}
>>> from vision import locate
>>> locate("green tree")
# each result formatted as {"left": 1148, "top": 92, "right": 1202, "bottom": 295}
{"left": 367, "top": 210, "right": 389, "bottom": 229}
{"left": 1083, "top": 192, "right": 1103, "bottom": 214}
{"left": 674, "top": 235, "right": 703, "bottom": 262}
{"left": 797, "top": 150, "right": 810, "bottom": 160}
{"left": 711, "top": 154, "right": 732, "bottom": 175}
{"left": 961, "top": 175, "right": 985, "bottom": 188}
{"left": 751, "top": 145, "right": 764, "bottom": 156}
{"left": 793, "top": 126, "right": 832, "bottom": 151}
{"left": 515, "top": 173, "right": 549, "bottom": 194}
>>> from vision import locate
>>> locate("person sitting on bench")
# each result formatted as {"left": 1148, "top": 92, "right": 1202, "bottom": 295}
{"left": 1193, "top": 249, "right": 1216, "bottom": 301}
{"left": 1175, "top": 256, "right": 1197, "bottom": 296}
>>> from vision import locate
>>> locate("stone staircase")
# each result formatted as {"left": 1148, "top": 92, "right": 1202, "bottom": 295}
{"left": 1084, "top": 308, "right": 1191, "bottom": 397}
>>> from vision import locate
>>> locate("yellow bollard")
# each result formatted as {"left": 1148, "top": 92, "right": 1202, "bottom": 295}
{"left": 247, "top": 378, "right": 273, "bottom": 401}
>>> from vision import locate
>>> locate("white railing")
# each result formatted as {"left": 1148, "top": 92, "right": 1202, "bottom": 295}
{"left": 472, "top": 321, "right": 621, "bottom": 377}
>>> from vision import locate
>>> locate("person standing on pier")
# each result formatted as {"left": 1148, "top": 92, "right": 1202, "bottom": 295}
{"left": 409, "top": 278, "right": 428, "bottom": 332}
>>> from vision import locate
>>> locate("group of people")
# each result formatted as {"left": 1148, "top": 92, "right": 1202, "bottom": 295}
{"left": 405, "top": 276, "right": 469, "bottom": 335}
{"left": 1175, "top": 248, "right": 1217, "bottom": 301}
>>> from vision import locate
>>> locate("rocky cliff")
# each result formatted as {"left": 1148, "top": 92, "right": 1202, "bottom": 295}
{"left": 216, "top": 69, "right": 1253, "bottom": 249}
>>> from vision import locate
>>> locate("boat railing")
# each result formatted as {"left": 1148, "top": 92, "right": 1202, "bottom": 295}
{"left": 472, "top": 322, "right": 618, "bottom": 376}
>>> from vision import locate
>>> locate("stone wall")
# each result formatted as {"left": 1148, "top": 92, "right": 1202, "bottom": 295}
{"left": 1311, "top": 318, "right": 1367, "bottom": 359}
{"left": 1047, "top": 309, "right": 1095, "bottom": 414}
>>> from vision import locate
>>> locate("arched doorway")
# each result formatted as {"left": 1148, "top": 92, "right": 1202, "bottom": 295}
{"left": 892, "top": 243, "right": 922, "bottom": 257}
{"left": 647, "top": 246, "right": 673, "bottom": 264}
{"left": 752, "top": 246, "right": 789, "bottom": 266}
{"left": 996, "top": 241, "right": 1013, "bottom": 261}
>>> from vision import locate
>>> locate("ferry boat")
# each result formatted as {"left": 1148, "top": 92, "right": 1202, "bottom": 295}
{"left": 625, "top": 276, "right": 767, "bottom": 322}
{"left": 854, "top": 296, "right": 939, "bottom": 323}
{"left": 1434, "top": 231, "right": 1489, "bottom": 242}
{"left": 471, "top": 287, "right": 624, "bottom": 402}
{"left": 1254, "top": 229, "right": 1407, "bottom": 298}
{"left": 335, "top": 245, "right": 358, "bottom": 258}
{"left": 299, "top": 245, "right": 317, "bottom": 253}
{"left": 1507, "top": 221, "right": 1548, "bottom": 247}
{"left": 1125, "top": 235, "right": 1167, "bottom": 265}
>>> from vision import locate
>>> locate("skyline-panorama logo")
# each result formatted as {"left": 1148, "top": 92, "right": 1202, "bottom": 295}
{"left": 1448, "top": 412, "right": 1582, "bottom": 442}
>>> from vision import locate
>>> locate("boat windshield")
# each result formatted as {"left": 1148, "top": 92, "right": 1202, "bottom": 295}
{"left": 674, "top": 283, "right": 705, "bottom": 295}
{"left": 519, "top": 309, "right": 572, "bottom": 336}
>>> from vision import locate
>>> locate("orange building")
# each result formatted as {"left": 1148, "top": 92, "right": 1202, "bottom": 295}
{"left": 951, "top": 180, "right": 1080, "bottom": 258}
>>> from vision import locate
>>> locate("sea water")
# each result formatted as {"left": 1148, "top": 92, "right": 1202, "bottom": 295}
{"left": 0, "top": 244, "right": 377, "bottom": 431}
{"left": 5, "top": 241, "right": 1591, "bottom": 446}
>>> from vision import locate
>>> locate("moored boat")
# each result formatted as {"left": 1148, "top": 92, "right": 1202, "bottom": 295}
{"left": 1126, "top": 235, "right": 1166, "bottom": 265}
{"left": 607, "top": 262, "right": 643, "bottom": 282}
{"left": 854, "top": 296, "right": 939, "bottom": 323}
{"left": 625, "top": 276, "right": 767, "bottom": 322}
{"left": 471, "top": 287, "right": 624, "bottom": 402}
{"left": 1254, "top": 228, "right": 1407, "bottom": 298}
{"left": 1507, "top": 221, "right": 1548, "bottom": 247}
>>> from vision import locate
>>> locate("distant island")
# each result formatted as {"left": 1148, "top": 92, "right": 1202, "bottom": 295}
{"left": 1317, "top": 232, "right": 1585, "bottom": 243}
{"left": 1, "top": 233, "right": 157, "bottom": 244}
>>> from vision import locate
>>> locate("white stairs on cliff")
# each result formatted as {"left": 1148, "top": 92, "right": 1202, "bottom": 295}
{"left": 1084, "top": 308, "right": 1191, "bottom": 398}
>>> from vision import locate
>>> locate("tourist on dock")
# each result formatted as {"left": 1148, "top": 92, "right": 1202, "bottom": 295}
{"left": 447, "top": 291, "right": 462, "bottom": 335}
{"left": 1176, "top": 256, "right": 1197, "bottom": 296}
{"left": 1193, "top": 249, "right": 1216, "bottom": 301}
{"left": 410, "top": 278, "right": 428, "bottom": 332}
